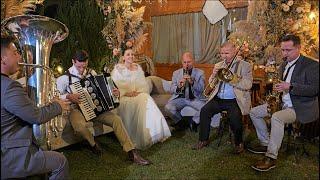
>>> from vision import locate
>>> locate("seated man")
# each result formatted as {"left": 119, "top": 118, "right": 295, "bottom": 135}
{"left": 1, "top": 35, "right": 70, "bottom": 179}
{"left": 56, "top": 50, "right": 150, "bottom": 165}
{"left": 249, "top": 34, "right": 319, "bottom": 171}
{"left": 165, "top": 52, "right": 206, "bottom": 128}
{"left": 193, "top": 41, "right": 253, "bottom": 154}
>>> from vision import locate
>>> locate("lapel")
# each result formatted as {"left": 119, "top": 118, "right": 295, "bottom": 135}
{"left": 291, "top": 55, "right": 304, "bottom": 80}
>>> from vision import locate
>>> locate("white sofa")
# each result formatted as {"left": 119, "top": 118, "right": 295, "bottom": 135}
{"left": 146, "top": 76, "right": 221, "bottom": 127}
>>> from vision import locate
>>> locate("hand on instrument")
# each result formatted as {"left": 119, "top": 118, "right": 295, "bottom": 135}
{"left": 178, "top": 78, "right": 186, "bottom": 88}
{"left": 183, "top": 74, "right": 193, "bottom": 85}
{"left": 112, "top": 88, "right": 120, "bottom": 97}
{"left": 66, "top": 93, "right": 80, "bottom": 104}
{"left": 53, "top": 98, "right": 71, "bottom": 113}
{"left": 211, "top": 67, "right": 219, "bottom": 77}
{"left": 229, "top": 74, "right": 241, "bottom": 84}
{"left": 274, "top": 81, "right": 290, "bottom": 92}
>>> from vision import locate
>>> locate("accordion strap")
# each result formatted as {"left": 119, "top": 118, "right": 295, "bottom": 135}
{"left": 65, "top": 68, "right": 93, "bottom": 85}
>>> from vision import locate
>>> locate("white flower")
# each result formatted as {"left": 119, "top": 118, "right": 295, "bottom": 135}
{"left": 282, "top": 4, "right": 290, "bottom": 12}
{"left": 296, "top": 7, "right": 303, "bottom": 13}
{"left": 287, "top": 0, "right": 294, "bottom": 6}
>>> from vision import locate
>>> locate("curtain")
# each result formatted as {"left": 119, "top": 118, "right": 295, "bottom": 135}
{"left": 152, "top": 7, "right": 247, "bottom": 64}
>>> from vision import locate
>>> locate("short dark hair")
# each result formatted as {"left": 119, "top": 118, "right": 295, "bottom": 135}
{"left": 280, "top": 34, "right": 301, "bottom": 46}
{"left": 1, "top": 35, "right": 17, "bottom": 51}
{"left": 72, "top": 50, "right": 89, "bottom": 62}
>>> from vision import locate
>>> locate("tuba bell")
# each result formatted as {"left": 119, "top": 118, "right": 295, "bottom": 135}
{"left": 1, "top": 15, "right": 69, "bottom": 150}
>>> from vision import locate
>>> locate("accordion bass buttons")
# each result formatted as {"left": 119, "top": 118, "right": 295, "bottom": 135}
{"left": 94, "top": 99, "right": 100, "bottom": 105}
{"left": 97, "top": 106, "right": 103, "bottom": 112}
{"left": 91, "top": 93, "right": 96, "bottom": 99}
{"left": 87, "top": 87, "right": 93, "bottom": 93}
{"left": 84, "top": 80, "right": 90, "bottom": 87}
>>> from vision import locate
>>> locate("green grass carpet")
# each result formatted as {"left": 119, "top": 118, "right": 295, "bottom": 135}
{"left": 59, "top": 128, "right": 319, "bottom": 179}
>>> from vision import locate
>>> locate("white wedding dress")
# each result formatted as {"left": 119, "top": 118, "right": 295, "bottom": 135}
{"left": 111, "top": 63, "right": 171, "bottom": 149}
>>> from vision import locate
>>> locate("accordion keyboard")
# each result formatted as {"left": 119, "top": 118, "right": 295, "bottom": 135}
{"left": 70, "top": 81, "right": 97, "bottom": 121}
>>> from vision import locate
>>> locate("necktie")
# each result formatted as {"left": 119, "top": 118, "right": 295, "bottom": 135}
{"left": 282, "top": 61, "right": 297, "bottom": 81}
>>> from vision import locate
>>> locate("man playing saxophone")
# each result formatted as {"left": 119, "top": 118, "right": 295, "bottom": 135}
{"left": 193, "top": 41, "right": 253, "bottom": 154}
{"left": 249, "top": 34, "right": 319, "bottom": 172}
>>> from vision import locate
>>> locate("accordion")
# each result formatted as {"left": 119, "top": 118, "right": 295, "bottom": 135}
{"left": 70, "top": 73, "right": 120, "bottom": 121}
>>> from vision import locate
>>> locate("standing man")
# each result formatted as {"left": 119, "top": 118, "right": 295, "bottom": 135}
{"left": 56, "top": 50, "right": 151, "bottom": 165}
{"left": 249, "top": 34, "right": 319, "bottom": 171}
{"left": 165, "top": 52, "right": 206, "bottom": 128}
{"left": 1, "top": 35, "right": 70, "bottom": 179}
{"left": 193, "top": 42, "right": 253, "bottom": 154}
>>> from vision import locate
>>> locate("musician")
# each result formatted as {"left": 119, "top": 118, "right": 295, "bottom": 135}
{"left": 1, "top": 35, "right": 70, "bottom": 179}
{"left": 165, "top": 52, "right": 206, "bottom": 128}
{"left": 56, "top": 50, "right": 151, "bottom": 165}
{"left": 249, "top": 35, "right": 319, "bottom": 171}
{"left": 193, "top": 42, "right": 253, "bottom": 154}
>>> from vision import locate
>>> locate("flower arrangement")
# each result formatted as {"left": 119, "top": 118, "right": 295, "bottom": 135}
{"left": 95, "top": 0, "right": 150, "bottom": 71}
{"left": 247, "top": 0, "right": 319, "bottom": 60}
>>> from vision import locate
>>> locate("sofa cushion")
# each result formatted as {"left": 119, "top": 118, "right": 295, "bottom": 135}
{"left": 147, "top": 76, "right": 167, "bottom": 95}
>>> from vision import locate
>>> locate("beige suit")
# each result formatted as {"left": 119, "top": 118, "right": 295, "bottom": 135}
{"left": 207, "top": 59, "right": 253, "bottom": 115}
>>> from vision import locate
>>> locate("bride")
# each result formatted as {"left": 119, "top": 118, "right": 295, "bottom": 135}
{"left": 111, "top": 48, "right": 171, "bottom": 150}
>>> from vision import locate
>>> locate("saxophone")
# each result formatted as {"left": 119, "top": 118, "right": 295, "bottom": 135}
{"left": 265, "top": 71, "right": 282, "bottom": 115}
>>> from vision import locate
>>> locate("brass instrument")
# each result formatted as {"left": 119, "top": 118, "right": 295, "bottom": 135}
{"left": 203, "top": 43, "right": 244, "bottom": 98}
{"left": 2, "top": 15, "right": 69, "bottom": 150}
{"left": 265, "top": 64, "right": 283, "bottom": 115}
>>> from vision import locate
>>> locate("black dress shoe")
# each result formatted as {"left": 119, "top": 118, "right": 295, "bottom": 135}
{"left": 91, "top": 143, "right": 103, "bottom": 156}
{"left": 128, "top": 149, "right": 151, "bottom": 166}
{"left": 192, "top": 140, "right": 210, "bottom": 150}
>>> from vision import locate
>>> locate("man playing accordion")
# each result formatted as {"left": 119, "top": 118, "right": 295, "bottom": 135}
{"left": 56, "top": 50, "right": 150, "bottom": 165}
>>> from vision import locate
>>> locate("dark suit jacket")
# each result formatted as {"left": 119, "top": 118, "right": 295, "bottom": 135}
{"left": 1, "top": 75, "right": 62, "bottom": 179}
{"left": 279, "top": 55, "right": 319, "bottom": 123}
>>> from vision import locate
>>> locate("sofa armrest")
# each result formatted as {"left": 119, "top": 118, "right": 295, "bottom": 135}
{"left": 147, "top": 76, "right": 171, "bottom": 95}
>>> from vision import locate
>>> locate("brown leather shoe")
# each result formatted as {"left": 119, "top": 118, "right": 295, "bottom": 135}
{"left": 234, "top": 143, "right": 244, "bottom": 154}
{"left": 251, "top": 157, "right": 276, "bottom": 172}
{"left": 128, "top": 149, "right": 151, "bottom": 166}
{"left": 192, "top": 140, "right": 210, "bottom": 150}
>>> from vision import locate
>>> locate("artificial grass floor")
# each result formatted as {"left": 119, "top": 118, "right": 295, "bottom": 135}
{"left": 59, "top": 127, "right": 319, "bottom": 179}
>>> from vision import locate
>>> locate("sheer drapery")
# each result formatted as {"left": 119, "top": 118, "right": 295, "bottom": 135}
{"left": 152, "top": 7, "right": 247, "bottom": 64}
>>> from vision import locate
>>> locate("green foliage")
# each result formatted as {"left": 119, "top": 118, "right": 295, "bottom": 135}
{"left": 50, "top": 0, "right": 111, "bottom": 73}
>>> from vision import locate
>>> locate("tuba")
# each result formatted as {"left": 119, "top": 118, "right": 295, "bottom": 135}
{"left": 1, "top": 15, "right": 69, "bottom": 150}
{"left": 203, "top": 43, "right": 244, "bottom": 98}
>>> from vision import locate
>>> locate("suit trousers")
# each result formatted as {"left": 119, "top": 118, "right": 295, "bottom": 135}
{"left": 199, "top": 97, "right": 243, "bottom": 145}
{"left": 42, "top": 151, "right": 69, "bottom": 180}
{"left": 69, "top": 109, "right": 135, "bottom": 152}
{"left": 165, "top": 98, "right": 205, "bottom": 123}
{"left": 250, "top": 103, "right": 296, "bottom": 159}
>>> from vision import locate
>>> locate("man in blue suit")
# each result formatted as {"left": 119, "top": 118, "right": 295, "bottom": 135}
{"left": 1, "top": 35, "right": 71, "bottom": 179}
{"left": 165, "top": 52, "right": 206, "bottom": 127}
